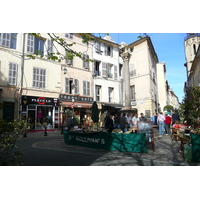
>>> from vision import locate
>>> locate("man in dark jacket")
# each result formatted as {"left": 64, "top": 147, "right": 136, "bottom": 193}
{"left": 105, "top": 115, "right": 114, "bottom": 133}
{"left": 172, "top": 112, "right": 180, "bottom": 125}
{"left": 120, "top": 113, "right": 128, "bottom": 133}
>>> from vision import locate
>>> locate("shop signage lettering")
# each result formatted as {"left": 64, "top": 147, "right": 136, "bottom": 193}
{"left": 60, "top": 94, "right": 93, "bottom": 103}
{"left": 22, "top": 95, "right": 59, "bottom": 106}
{"left": 69, "top": 135, "right": 105, "bottom": 144}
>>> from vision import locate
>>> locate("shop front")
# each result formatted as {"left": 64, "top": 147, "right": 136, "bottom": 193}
{"left": 60, "top": 94, "right": 93, "bottom": 127}
{"left": 21, "top": 95, "right": 59, "bottom": 130}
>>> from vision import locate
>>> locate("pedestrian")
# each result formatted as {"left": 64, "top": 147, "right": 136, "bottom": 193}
{"left": 114, "top": 113, "right": 120, "bottom": 129}
{"left": 164, "top": 114, "right": 172, "bottom": 135}
{"left": 157, "top": 112, "right": 165, "bottom": 135}
{"left": 105, "top": 115, "right": 114, "bottom": 133}
{"left": 139, "top": 113, "right": 147, "bottom": 121}
{"left": 125, "top": 113, "right": 132, "bottom": 130}
{"left": 172, "top": 111, "right": 180, "bottom": 125}
{"left": 66, "top": 115, "right": 74, "bottom": 131}
{"left": 120, "top": 113, "right": 128, "bottom": 133}
{"left": 132, "top": 113, "right": 139, "bottom": 128}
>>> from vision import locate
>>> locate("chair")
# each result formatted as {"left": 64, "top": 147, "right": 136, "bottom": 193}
{"left": 171, "top": 128, "right": 179, "bottom": 141}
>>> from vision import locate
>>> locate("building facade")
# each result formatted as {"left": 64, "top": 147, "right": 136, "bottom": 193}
{"left": 127, "top": 37, "right": 159, "bottom": 118}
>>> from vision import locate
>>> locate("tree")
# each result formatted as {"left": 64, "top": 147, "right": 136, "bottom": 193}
{"left": 163, "top": 105, "right": 174, "bottom": 113}
{"left": 27, "top": 33, "right": 107, "bottom": 62}
{"left": 180, "top": 86, "right": 200, "bottom": 129}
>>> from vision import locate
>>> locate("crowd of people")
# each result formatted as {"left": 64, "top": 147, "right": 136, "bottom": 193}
{"left": 104, "top": 112, "right": 148, "bottom": 133}
{"left": 104, "top": 111, "right": 186, "bottom": 135}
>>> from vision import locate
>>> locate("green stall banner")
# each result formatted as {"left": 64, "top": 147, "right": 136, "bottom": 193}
{"left": 64, "top": 131, "right": 148, "bottom": 153}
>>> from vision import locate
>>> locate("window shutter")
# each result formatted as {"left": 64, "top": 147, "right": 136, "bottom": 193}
{"left": 83, "top": 80, "right": 86, "bottom": 95}
{"left": 74, "top": 79, "right": 79, "bottom": 94}
{"left": 102, "top": 62, "right": 107, "bottom": 77}
{"left": 8, "top": 63, "right": 18, "bottom": 85}
{"left": 104, "top": 44, "right": 107, "bottom": 55}
{"left": 65, "top": 77, "right": 69, "bottom": 93}
{"left": 11, "top": 33, "right": 17, "bottom": 49}
{"left": 87, "top": 81, "right": 90, "bottom": 96}
{"left": 114, "top": 65, "right": 117, "bottom": 80}
{"left": 110, "top": 46, "right": 113, "bottom": 57}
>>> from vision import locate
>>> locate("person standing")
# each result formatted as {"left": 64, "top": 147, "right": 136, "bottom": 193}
{"left": 157, "top": 112, "right": 165, "bottom": 135}
{"left": 114, "top": 113, "right": 120, "bottom": 129}
{"left": 139, "top": 113, "right": 147, "bottom": 121}
{"left": 132, "top": 113, "right": 139, "bottom": 128}
{"left": 164, "top": 114, "right": 172, "bottom": 135}
{"left": 125, "top": 113, "right": 132, "bottom": 130}
{"left": 120, "top": 113, "right": 128, "bottom": 133}
{"left": 105, "top": 115, "right": 114, "bottom": 133}
{"left": 172, "top": 111, "right": 180, "bottom": 125}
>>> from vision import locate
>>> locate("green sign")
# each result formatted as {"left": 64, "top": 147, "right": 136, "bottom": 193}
{"left": 64, "top": 131, "right": 148, "bottom": 153}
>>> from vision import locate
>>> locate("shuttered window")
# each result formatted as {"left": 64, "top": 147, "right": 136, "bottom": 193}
{"left": 65, "top": 77, "right": 70, "bottom": 93}
{"left": 0, "top": 33, "right": 17, "bottom": 49}
{"left": 33, "top": 67, "right": 46, "bottom": 89}
{"left": 27, "top": 34, "right": 44, "bottom": 55}
{"left": 83, "top": 80, "right": 90, "bottom": 96}
{"left": 8, "top": 62, "right": 18, "bottom": 85}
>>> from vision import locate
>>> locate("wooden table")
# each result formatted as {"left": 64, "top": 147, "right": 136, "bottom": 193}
{"left": 177, "top": 131, "right": 191, "bottom": 157}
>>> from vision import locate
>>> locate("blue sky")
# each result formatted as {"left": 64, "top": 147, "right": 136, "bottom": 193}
{"left": 106, "top": 33, "right": 187, "bottom": 102}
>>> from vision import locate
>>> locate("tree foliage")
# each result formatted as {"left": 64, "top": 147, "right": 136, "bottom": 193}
{"left": 27, "top": 33, "right": 100, "bottom": 63}
{"left": 0, "top": 119, "right": 27, "bottom": 165}
{"left": 180, "top": 86, "right": 200, "bottom": 129}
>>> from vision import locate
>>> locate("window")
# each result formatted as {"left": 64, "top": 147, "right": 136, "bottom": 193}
{"left": 83, "top": 54, "right": 89, "bottom": 69}
{"left": 130, "top": 85, "right": 136, "bottom": 100}
{"left": 83, "top": 81, "right": 90, "bottom": 96}
{"left": 65, "top": 77, "right": 74, "bottom": 94}
{"left": 129, "top": 63, "right": 136, "bottom": 77}
{"left": 95, "top": 85, "right": 101, "bottom": 101}
{"left": 95, "top": 41, "right": 101, "bottom": 53}
{"left": 8, "top": 62, "right": 18, "bottom": 85}
{"left": 65, "top": 33, "right": 73, "bottom": 39}
{"left": 102, "top": 62, "right": 114, "bottom": 78}
{"left": 65, "top": 53, "right": 73, "bottom": 65}
{"left": 33, "top": 68, "right": 46, "bottom": 89}
{"left": 119, "top": 64, "right": 123, "bottom": 77}
{"left": 108, "top": 87, "right": 114, "bottom": 102}
{"left": 94, "top": 61, "right": 101, "bottom": 76}
{"left": 47, "top": 39, "right": 53, "bottom": 55}
{"left": 27, "top": 34, "right": 44, "bottom": 55}
{"left": 0, "top": 33, "right": 17, "bottom": 49}
{"left": 104, "top": 44, "right": 113, "bottom": 56}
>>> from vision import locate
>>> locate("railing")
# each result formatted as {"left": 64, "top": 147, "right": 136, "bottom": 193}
{"left": 184, "top": 33, "right": 200, "bottom": 40}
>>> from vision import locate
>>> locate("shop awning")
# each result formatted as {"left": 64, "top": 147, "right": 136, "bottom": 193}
{"left": 61, "top": 101, "right": 92, "bottom": 108}
{"left": 102, "top": 103, "right": 123, "bottom": 109}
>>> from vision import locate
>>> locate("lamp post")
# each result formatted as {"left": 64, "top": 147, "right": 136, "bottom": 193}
{"left": 71, "top": 96, "right": 75, "bottom": 119}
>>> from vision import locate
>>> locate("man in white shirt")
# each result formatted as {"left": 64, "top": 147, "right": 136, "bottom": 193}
{"left": 157, "top": 112, "right": 165, "bottom": 135}
{"left": 132, "top": 113, "right": 139, "bottom": 128}
{"left": 125, "top": 113, "right": 132, "bottom": 130}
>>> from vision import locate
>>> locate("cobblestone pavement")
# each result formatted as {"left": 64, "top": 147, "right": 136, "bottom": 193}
{"left": 24, "top": 130, "right": 200, "bottom": 166}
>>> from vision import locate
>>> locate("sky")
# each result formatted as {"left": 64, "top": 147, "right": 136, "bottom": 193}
{"left": 105, "top": 33, "right": 187, "bottom": 102}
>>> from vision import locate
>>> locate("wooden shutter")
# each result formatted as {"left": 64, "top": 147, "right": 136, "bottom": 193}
{"left": 83, "top": 80, "right": 86, "bottom": 95}
{"left": 87, "top": 81, "right": 90, "bottom": 96}
{"left": 102, "top": 62, "right": 107, "bottom": 77}
{"left": 110, "top": 46, "right": 113, "bottom": 57}
{"left": 65, "top": 77, "right": 69, "bottom": 93}
{"left": 74, "top": 79, "right": 79, "bottom": 94}
{"left": 114, "top": 65, "right": 117, "bottom": 80}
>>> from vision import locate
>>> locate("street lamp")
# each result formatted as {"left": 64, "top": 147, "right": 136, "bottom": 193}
{"left": 71, "top": 96, "right": 75, "bottom": 119}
